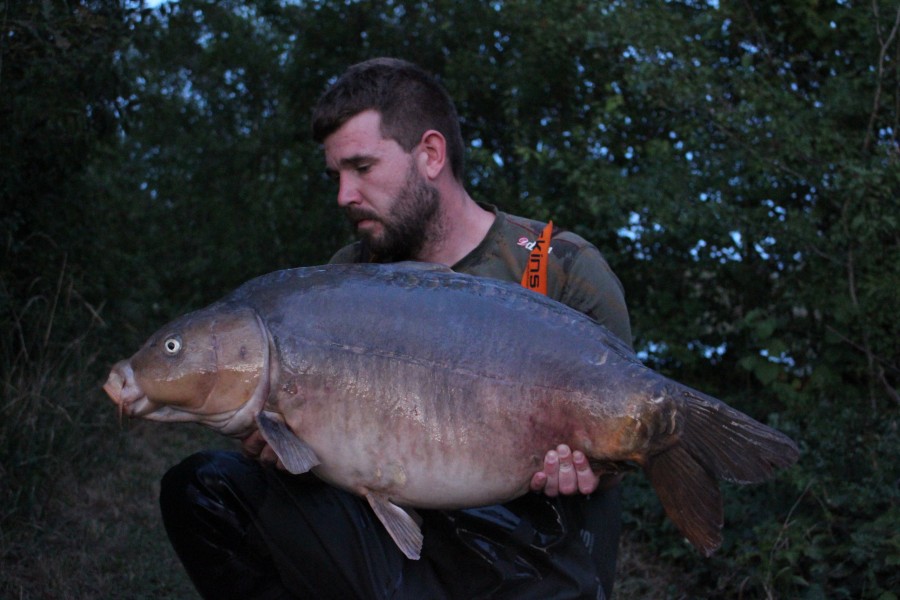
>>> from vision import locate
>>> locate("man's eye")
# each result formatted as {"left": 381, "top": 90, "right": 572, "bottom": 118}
{"left": 357, "top": 164, "right": 371, "bottom": 174}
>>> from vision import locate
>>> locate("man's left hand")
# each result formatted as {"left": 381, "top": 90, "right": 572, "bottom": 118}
{"left": 242, "top": 430, "right": 285, "bottom": 470}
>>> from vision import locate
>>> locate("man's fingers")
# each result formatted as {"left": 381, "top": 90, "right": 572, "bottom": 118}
{"left": 533, "top": 445, "right": 602, "bottom": 497}
{"left": 542, "top": 449, "right": 560, "bottom": 496}
{"left": 241, "top": 430, "right": 266, "bottom": 457}
{"left": 530, "top": 471, "right": 548, "bottom": 492}
{"left": 556, "top": 445, "right": 578, "bottom": 495}
{"left": 573, "top": 450, "right": 600, "bottom": 494}
{"left": 243, "top": 431, "right": 283, "bottom": 468}
{"left": 259, "top": 444, "right": 279, "bottom": 466}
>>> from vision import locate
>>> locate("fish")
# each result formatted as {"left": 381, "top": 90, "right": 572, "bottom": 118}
{"left": 102, "top": 262, "right": 799, "bottom": 560}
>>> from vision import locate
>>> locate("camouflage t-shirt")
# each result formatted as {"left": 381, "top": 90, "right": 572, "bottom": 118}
{"left": 329, "top": 203, "right": 632, "bottom": 347}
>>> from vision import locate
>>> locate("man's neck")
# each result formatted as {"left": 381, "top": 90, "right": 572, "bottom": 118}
{"left": 414, "top": 188, "right": 495, "bottom": 267}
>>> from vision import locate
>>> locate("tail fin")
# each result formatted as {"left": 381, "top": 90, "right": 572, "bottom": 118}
{"left": 644, "top": 386, "right": 799, "bottom": 556}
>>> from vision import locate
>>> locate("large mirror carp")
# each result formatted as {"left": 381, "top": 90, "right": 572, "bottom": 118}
{"left": 103, "top": 262, "right": 799, "bottom": 560}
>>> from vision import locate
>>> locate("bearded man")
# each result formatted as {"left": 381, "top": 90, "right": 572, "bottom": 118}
{"left": 159, "top": 57, "right": 632, "bottom": 600}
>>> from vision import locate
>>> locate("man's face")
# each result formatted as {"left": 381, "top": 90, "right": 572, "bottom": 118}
{"left": 323, "top": 110, "right": 441, "bottom": 261}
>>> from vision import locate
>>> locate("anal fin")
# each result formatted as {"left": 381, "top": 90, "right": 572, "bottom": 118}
{"left": 256, "top": 411, "right": 320, "bottom": 475}
{"left": 366, "top": 492, "right": 424, "bottom": 560}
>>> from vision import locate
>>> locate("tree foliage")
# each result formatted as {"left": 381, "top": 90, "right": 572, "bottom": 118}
{"left": 2, "top": 0, "right": 898, "bottom": 597}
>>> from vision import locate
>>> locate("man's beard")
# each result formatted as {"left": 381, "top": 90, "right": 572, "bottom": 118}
{"left": 345, "top": 164, "right": 442, "bottom": 262}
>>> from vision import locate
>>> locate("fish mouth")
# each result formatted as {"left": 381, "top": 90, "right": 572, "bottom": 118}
{"left": 102, "top": 361, "right": 160, "bottom": 419}
{"left": 119, "top": 395, "right": 161, "bottom": 418}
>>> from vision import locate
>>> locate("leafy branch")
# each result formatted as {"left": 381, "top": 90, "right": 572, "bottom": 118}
{"left": 863, "top": 0, "right": 900, "bottom": 154}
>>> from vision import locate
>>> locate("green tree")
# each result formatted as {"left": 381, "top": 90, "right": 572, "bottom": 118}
{"left": 1, "top": 0, "right": 144, "bottom": 529}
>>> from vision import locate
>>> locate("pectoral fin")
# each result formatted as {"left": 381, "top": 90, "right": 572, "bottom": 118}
{"left": 366, "top": 492, "right": 424, "bottom": 560}
{"left": 256, "top": 411, "right": 320, "bottom": 475}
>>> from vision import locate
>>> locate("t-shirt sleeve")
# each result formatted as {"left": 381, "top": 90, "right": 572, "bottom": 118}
{"left": 556, "top": 245, "right": 633, "bottom": 349}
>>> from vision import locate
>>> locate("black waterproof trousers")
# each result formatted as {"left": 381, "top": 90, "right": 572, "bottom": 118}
{"left": 159, "top": 450, "right": 621, "bottom": 600}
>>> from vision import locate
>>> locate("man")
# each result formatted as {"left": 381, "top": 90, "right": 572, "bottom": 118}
{"left": 160, "top": 58, "right": 632, "bottom": 599}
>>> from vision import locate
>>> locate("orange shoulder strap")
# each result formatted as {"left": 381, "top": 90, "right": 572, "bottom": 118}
{"left": 520, "top": 221, "right": 553, "bottom": 296}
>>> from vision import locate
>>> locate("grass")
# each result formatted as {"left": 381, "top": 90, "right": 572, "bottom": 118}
{"left": 1, "top": 418, "right": 230, "bottom": 600}
{"left": 0, "top": 264, "right": 226, "bottom": 599}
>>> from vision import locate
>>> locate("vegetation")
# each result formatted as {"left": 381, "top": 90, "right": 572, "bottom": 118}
{"left": 2, "top": 0, "right": 898, "bottom": 597}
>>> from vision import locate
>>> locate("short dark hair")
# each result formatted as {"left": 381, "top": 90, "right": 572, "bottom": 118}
{"left": 311, "top": 58, "right": 465, "bottom": 181}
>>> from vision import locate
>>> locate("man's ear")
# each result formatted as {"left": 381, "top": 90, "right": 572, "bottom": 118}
{"left": 418, "top": 130, "right": 447, "bottom": 180}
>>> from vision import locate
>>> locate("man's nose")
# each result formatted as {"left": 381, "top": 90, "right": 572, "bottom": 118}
{"left": 336, "top": 174, "right": 360, "bottom": 207}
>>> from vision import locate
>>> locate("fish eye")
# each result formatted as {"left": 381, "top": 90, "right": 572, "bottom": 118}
{"left": 162, "top": 336, "right": 182, "bottom": 355}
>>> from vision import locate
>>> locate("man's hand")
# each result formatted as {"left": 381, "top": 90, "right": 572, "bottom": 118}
{"left": 530, "top": 444, "right": 619, "bottom": 496}
{"left": 241, "top": 430, "right": 284, "bottom": 470}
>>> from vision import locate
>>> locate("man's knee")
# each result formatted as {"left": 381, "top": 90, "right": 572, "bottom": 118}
{"left": 161, "top": 451, "right": 231, "bottom": 514}
{"left": 158, "top": 451, "right": 291, "bottom": 599}
{"left": 160, "top": 451, "right": 204, "bottom": 513}
{"left": 159, "top": 450, "right": 266, "bottom": 536}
